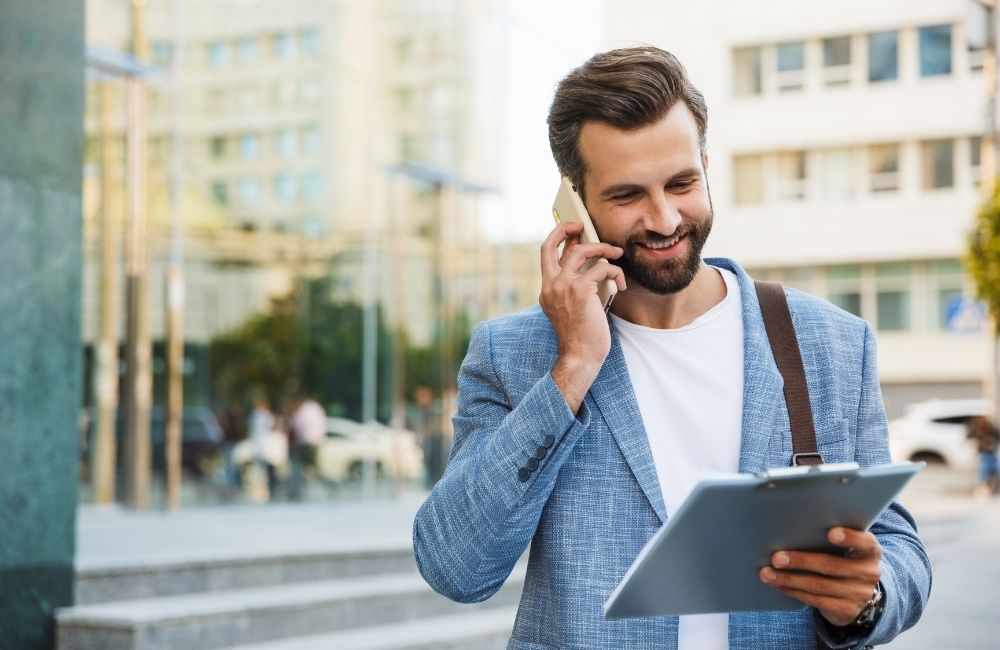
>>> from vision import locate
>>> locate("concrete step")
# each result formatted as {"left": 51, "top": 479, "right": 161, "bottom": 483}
{"left": 57, "top": 567, "right": 525, "bottom": 650}
{"left": 227, "top": 606, "right": 517, "bottom": 650}
{"left": 75, "top": 547, "right": 417, "bottom": 605}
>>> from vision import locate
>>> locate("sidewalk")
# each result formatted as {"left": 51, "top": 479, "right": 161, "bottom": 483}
{"left": 75, "top": 490, "right": 428, "bottom": 570}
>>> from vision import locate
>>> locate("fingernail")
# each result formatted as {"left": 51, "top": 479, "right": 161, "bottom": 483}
{"left": 761, "top": 568, "right": 776, "bottom": 582}
{"left": 773, "top": 553, "right": 789, "bottom": 567}
{"left": 831, "top": 529, "right": 845, "bottom": 543}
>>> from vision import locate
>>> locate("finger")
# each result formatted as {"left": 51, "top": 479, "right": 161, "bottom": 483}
{"left": 760, "top": 566, "right": 874, "bottom": 602}
{"left": 580, "top": 258, "right": 627, "bottom": 292}
{"left": 763, "top": 585, "right": 860, "bottom": 627}
{"left": 558, "top": 242, "right": 624, "bottom": 277}
{"left": 770, "top": 550, "right": 880, "bottom": 581}
{"left": 828, "top": 528, "right": 881, "bottom": 559}
{"left": 541, "top": 221, "right": 585, "bottom": 279}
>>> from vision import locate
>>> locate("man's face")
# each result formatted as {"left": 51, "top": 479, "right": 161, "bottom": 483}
{"left": 578, "top": 103, "right": 713, "bottom": 295}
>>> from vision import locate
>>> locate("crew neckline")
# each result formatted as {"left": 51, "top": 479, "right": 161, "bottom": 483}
{"left": 609, "top": 267, "right": 739, "bottom": 333}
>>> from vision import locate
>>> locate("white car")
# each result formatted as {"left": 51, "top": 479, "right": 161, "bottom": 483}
{"left": 316, "top": 417, "right": 425, "bottom": 483}
{"left": 888, "top": 399, "right": 992, "bottom": 471}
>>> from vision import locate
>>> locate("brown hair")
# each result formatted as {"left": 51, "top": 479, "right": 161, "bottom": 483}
{"left": 547, "top": 46, "right": 708, "bottom": 198}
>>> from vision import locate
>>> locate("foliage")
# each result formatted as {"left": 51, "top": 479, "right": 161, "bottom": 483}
{"left": 209, "top": 278, "right": 473, "bottom": 421}
{"left": 966, "top": 179, "right": 1000, "bottom": 337}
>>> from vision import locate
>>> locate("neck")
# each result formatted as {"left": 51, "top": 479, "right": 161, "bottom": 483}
{"left": 609, "top": 262, "right": 727, "bottom": 329}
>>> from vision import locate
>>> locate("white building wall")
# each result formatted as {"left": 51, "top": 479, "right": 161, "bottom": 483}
{"left": 608, "top": 0, "right": 992, "bottom": 415}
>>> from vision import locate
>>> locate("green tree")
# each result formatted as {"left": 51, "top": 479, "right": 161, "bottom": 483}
{"left": 966, "top": 180, "right": 1000, "bottom": 419}
{"left": 967, "top": 181, "right": 1000, "bottom": 337}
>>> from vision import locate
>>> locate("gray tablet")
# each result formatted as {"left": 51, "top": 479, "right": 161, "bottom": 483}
{"left": 603, "top": 461, "right": 923, "bottom": 619}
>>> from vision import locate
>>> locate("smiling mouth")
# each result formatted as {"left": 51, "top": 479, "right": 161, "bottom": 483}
{"left": 640, "top": 233, "right": 684, "bottom": 250}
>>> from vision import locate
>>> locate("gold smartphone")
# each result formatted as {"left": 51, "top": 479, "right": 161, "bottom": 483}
{"left": 552, "top": 176, "right": 617, "bottom": 312}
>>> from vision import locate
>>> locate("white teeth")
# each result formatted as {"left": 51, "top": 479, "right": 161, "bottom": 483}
{"left": 645, "top": 234, "right": 681, "bottom": 250}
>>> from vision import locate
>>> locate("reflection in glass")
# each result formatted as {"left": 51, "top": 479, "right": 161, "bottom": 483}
{"left": 921, "top": 139, "right": 953, "bottom": 189}
{"left": 732, "top": 47, "right": 762, "bottom": 96}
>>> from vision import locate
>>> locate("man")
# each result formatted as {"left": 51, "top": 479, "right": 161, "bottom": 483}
{"left": 288, "top": 395, "right": 326, "bottom": 499}
{"left": 413, "top": 47, "right": 930, "bottom": 649}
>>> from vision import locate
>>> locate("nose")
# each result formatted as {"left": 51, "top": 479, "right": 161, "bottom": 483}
{"left": 643, "top": 192, "right": 682, "bottom": 236}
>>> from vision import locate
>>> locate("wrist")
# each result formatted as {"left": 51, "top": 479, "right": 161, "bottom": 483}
{"left": 551, "top": 353, "right": 603, "bottom": 415}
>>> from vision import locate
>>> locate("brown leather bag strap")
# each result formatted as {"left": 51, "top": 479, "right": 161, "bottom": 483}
{"left": 754, "top": 281, "right": 824, "bottom": 467}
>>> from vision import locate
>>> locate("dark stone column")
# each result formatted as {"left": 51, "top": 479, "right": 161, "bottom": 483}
{"left": 0, "top": 1, "right": 84, "bottom": 648}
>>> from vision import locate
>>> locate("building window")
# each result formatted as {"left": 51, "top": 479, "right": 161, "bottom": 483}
{"left": 822, "top": 36, "right": 852, "bottom": 86}
{"left": 876, "top": 263, "right": 911, "bottom": 331}
{"left": 733, "top": 154, "right": 764, "bottom": 206}
{"left": 921, "top": 139, "right": 954, "bottom": 189}
{"left": 210, "top": 136, "right": 227, "bottom": 159}
{"left": 919, "top": 24, "right": 952, "bottom": 77}
{"left": 211, "top": 180, "right": 228, "bottom": 206}
{"left": 273, "top": 33, "right": 294, "bottom": 60}
{"left": 969, "top": 47, "right": 985, "bottom": 73}
{"left": 274, "top": 173, "right": 297, "bottom": 203}
{"left": 776, "top": 42, "right": 806, "bottom": 91}
{"left": 303, "top": 124, "right": 322, "bottom": 156}
{"left": 827, "top": 265, "right": 862, "bottom": 317}
{"left": 240, "top": 133, "right": 260, "bottom": 160}
{"left": 301, "top": 170, "right": 323, "bottom": 202}
{"left": 302, "top": 213, "right": 325, "bottom": 239}
{"left": 238, "top": 176, "right": 260, "bottom": 206}
{"left": 970, "top": 136, "right": 982, "bottom": 187}
{"left": 151, "top": 42, "right": 174, "bottom": 65}
{"left": 299, "top": 28, "right": 320, "bottom": 57}
{"left": 238, "top": 36, "right": 259, "bottom": 64}
{"left": 877, "top": 291, "right": 910, "bottom": 330}
{"left": 208, "top": 40, "right": 232, "bottom": 67}
{"left": 868, "top": 144, "right": 900, "bottom": 193}
{"left": 276, "top": 128, "right": 297, "bottom": 158}
{"left": 867, "top": 31, "right": 898, "bottom": 82}
{"left": 205, "top": 87, "right": 226, "bottom": 112}
{"left": 733, "top": 46, "right": 762, "bottom": 96}
{"left": 929, "top": 260, "right": 968, "bottom": 330}
{"left": 819, "top": 148, "right": 853, "bottom": 200}
{"left": 777, "top": 151, "right": 807, "bottom": 200}
{"left": 236, "top": 87, "right": 259, "bottom": 110}
{"left": 299, "top": 78, "right": 320, "bottom": 105}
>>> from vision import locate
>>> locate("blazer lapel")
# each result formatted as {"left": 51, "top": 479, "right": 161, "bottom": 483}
{"left": 589, "top": 325, "right": 668, "bottom": 524}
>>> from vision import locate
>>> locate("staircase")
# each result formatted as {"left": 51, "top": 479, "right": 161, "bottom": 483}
{"left": 56, "top": 544, "right": 522, "bottom": 650}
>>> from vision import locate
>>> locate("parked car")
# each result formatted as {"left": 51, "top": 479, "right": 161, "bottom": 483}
{"left": 316, "top": 417, "right": 424, "bottom": 483}
{"left": 888, "top": 399, "right": 992, "bottom": 471}
{"left": 81, "top": 406, "right": 224, "bottom": 478}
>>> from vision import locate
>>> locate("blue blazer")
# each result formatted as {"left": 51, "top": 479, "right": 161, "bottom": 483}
{"left": 413, "top": 258, "right": 930, "bottom": 649}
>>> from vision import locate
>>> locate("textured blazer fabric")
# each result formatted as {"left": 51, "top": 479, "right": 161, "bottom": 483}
{"left": 413, "top": 257, "right": 931, "bottom": 650}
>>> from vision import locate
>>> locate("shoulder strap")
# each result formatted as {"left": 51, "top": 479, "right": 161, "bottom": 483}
{"left": 753, "top": 281, "right": 824, "bottom": 467}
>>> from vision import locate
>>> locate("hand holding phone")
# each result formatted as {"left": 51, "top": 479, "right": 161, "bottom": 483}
{"left": 552, "top": 177, "right": 619, "bottom": 312}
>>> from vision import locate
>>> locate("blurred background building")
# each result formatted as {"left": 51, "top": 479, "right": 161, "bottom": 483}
{"left": 609, "top": 0, "right": 993, "bottom": 417}
{"left": 81, "top": 0, "right": 542, "bottom": 418}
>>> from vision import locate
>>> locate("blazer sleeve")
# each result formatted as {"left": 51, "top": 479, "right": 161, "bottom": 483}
{"left": 815, "top": 323, "right": 932, "bottom": 649}
{"left": 412, "top": 320, "right": 593, "bottom": 603}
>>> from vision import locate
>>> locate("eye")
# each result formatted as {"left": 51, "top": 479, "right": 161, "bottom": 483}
{"left": 611, "top": 191, "right": 639, "bottom": 203}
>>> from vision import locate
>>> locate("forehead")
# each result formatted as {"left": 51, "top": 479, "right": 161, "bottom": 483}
{"left": 578, "top": 103, "right": 702, "bottom": 186}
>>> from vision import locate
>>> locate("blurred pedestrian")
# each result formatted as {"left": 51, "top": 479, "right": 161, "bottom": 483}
{"left": 288, "top": 396, "right": 326, "bottom": 500}
{"left": 218, "top": 400, "right": 247, "bottom": 488}
{"left": 249, "top": 397, "right": 279, "bottom": 500}
{"left": 968, "top": 415, "right": 1000, "bottom": 498}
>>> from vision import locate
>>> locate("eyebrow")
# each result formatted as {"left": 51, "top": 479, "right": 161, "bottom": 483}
{"left": 599, "top": 167, "right": 703, "bottom": 199}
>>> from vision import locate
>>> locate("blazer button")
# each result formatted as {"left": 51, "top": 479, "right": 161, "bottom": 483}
{"left": 517, "top": 467, "right": 530, "bottom": 482}
{"left": 535, "top": 446, "right": 547, "bottom": 460}
{"left": 526, "top": 457, "right": 539, "bottom": 471}
{"left": 543, "top": 434, "right": 555, "bottom": 449}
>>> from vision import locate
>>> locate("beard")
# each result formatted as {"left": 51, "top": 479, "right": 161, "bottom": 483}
{"left": 608, "top": 211, "right": 713, "bottom": 295}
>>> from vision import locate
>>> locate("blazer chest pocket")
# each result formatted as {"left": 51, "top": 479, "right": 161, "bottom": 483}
{"left": 814, "top": 418, "right": 852, "bottom": 465}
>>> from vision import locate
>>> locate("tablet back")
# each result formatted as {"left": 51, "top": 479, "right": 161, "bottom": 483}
{"left": 603, "top": 462, "right": 922, "bottom": 619}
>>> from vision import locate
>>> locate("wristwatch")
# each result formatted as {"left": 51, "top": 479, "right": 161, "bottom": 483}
{"left": 851, "top": 581, "right": 885, "bottom": 630}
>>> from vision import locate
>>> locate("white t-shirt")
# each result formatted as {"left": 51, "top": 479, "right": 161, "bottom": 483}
{"left": 610, "top": 267, "right": 744, "bottom": 650}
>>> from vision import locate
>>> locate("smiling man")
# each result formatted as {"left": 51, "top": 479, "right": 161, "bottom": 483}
{"left": 413, "top": 46, "right": 930, "bottom": 649}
